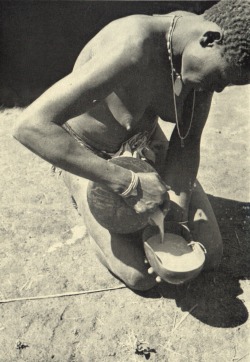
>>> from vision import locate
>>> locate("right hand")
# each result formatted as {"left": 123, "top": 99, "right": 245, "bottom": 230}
{"left": 127, "top": 172, "right": 170, "bottom": 214}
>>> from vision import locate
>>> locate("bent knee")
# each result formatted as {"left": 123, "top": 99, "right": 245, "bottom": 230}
{"left": 91, "top": 239, "right": 157, "bottom": 291}
{"left": 118, "top": 269, "right": 157, "bottom": 291}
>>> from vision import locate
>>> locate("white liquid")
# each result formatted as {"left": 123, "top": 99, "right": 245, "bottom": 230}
{"left": 146, "top": 233, "right": 205, "bottom": 272}
{"left": 149, "top": 208, "right": 165, "bottom": 243}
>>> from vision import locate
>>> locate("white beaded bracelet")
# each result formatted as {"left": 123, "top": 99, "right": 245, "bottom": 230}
{"left": 120, "top": 171, "right": 139, "bottom": 198}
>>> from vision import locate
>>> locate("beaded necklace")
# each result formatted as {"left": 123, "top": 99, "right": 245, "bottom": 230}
{"left": 167, "top": 15, "right": 196, "bottom": 148}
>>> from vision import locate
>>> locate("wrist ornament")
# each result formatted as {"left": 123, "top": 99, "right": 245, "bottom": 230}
{"left": 119, "top": 171, "right": 139, "bottom": 198}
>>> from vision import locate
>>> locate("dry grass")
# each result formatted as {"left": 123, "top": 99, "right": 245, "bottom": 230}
{"left": 0, "top": 86, "right": 249, "bottom": 361}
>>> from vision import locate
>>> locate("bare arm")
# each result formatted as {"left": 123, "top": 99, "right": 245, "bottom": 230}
{"left": 13, "top": 41, "right": 146, "bottom": 193}
{"left": 13, "top": 37, "right": 168, "bottom": 210}
{"left": 163, "top": 91, "right": 213, "bottom": 220}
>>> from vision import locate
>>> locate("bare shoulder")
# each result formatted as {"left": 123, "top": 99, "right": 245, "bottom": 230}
{"left": 94, "top": 15, "right": 155, "bottom": 47}
{"left": 170, "top": 10, "right": 197, "bottom": 17}
{"left": 74, "top": 15, "right": 156, "bottom": 69}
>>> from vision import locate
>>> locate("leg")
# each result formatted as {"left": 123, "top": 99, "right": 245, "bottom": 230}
{"left": 62, "top": 171, "right": 157, "bottom": 291}
{"left": 188, "top": 180, "right": 223, "bottom": 271}
{"left": 153, "top": 123, "right": 223, "bottom": 271}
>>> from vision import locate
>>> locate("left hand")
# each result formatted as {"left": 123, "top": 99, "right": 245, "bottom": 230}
{"left": 144, "top": 258, "right": 162, "bottom": 283}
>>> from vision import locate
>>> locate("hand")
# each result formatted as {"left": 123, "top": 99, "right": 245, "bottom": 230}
{"left": 127, "top": 172, "right": 170, "bottom": 214}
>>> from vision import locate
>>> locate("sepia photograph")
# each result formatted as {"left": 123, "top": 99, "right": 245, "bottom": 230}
{"left": 0, "top": 0, "right": 249, "bottom": 361}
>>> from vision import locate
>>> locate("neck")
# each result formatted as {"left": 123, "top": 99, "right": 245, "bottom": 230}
{"left": 167, "top": 15, "right": 204, "bottom": 74}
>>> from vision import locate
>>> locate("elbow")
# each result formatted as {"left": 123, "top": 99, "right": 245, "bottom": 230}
{"left": 13, "top": 119, "right": 27, "bottom": 146}
{"left": 12, "top": 115, "right": 35, "bottom": 147}
{"left": 12, "top": 118, "right": 24, "bottom": 143}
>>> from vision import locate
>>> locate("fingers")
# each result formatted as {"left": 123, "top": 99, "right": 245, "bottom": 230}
{"left": 155, "top": 173, "right": 171, "bottom": 192}
{"left": 148, "top": 267, "right": 161, "bottom": 283}
{"left": 154, "top": 174, "right": 170, "bottom": 194}
{"left": 134, "top": 201, "right": 158, "bottom": 214}
{"left": 137, "top": 172, "right": 170, "bottom": 194}
{"left": 148, "top": 266, "right": 154, "bottom": 274}
{"left": 144, "top": 258, "right": 162, "bottom": 283}
{"left": 132, "top": 172, "right": 171, "bottom": 214}
{"left": 156, "top": 276, "right": 162, "bottom": 283}
{"left": 134, "top": 201, "right": 147, "bottom": 214}
{"left": 134, "top": 197, "right": 169, "bottom": 215}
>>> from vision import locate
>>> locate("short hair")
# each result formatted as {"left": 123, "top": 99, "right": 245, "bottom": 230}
{"left": 204, "top": 0, "right": 250, "bottom": 69}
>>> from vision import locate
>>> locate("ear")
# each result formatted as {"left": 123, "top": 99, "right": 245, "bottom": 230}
{"left": 200, "top": 31, "right": 223, "bottom": 47}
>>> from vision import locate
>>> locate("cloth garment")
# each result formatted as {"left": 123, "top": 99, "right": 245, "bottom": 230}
{"left": 62, "top": 120, "right": 158, "bottom": 163}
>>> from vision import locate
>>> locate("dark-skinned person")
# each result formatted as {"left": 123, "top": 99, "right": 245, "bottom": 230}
{"left": 14, "top": 0, "right": 250, "bottom": 291}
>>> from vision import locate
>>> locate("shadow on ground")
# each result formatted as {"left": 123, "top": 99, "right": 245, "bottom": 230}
{"left": 137, "top": 196, "right": 250, "bottom": 328}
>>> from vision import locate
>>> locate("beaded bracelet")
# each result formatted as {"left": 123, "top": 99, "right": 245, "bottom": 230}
{"left": 120, "top": 171, "right": 139, "bottom": 198}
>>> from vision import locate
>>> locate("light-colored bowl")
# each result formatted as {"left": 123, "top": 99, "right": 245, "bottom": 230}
{"left": 143, "top": 222, "right": 206, "bottom": 284}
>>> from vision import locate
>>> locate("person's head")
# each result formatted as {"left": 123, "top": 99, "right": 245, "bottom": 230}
{"left": 181, "top": 0, "right": 250, "bottom": 92}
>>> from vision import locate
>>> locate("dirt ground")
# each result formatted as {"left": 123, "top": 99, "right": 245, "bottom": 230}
{"left": 0, "top": 85, "right": 249, "bottom": 362}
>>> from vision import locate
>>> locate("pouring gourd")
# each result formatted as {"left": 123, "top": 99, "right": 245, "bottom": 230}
{"left": 87, "top": 156, "right": 158, "bottom": 234}
{"left": 87, "top": 156, "right": 206, "bottom": 284}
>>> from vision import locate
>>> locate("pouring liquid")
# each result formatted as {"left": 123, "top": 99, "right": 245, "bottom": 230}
{"left": 146, "top": 232, "right": 205, "bottom": 273}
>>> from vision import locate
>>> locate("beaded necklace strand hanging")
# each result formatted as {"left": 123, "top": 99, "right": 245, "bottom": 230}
{"left": 167, "top": 15, "right": 196, "bottom": 148}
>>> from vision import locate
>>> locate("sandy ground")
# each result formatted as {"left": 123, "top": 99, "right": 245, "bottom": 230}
{"left": 0, "top": 85, "right": 249, "bottom": 361}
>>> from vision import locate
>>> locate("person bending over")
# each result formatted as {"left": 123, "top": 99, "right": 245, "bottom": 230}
{"left": 14, "top": 0, "right": 250, "bottom": 290}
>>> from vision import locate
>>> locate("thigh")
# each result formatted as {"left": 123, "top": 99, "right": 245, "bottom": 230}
{"left": 62, "top": 171, "right": 157, "bottom": 290}
{"left": 188, "top": 180, "right": 223, "bottom": 270}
